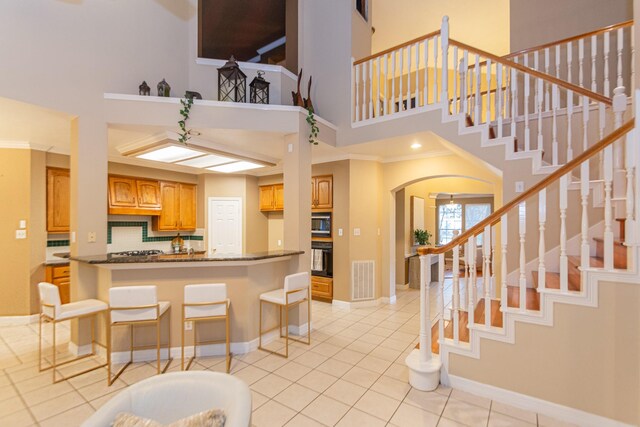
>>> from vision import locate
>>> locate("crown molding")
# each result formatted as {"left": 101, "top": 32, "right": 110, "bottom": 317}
{"left": 0, "top": 140, "right": 55, "bottom": 152}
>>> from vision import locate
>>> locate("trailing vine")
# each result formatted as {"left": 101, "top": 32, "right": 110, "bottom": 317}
{"left": 306, "top": 108, "right": 319, "bottom": 145}
{"left": 178, "top": 95, "right": 194, "bottom": 144}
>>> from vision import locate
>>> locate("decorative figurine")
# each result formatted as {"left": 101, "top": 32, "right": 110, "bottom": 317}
{"left": 138, "top": 81, "right": 150, "bottom": 96}
{"left": 291, "top": 69, "right": 305, "bottom": 107}
{"left": 249, "top": 71, "right": 270, "bottom": 104}
{"left": 157, "top": 78, "right": 171, "bottom": 97}
{"left": 304, "top": 75, "right": 314, "bottom": 112}
{"left": 185, "top": 90, "right": 202, "bottom": 100}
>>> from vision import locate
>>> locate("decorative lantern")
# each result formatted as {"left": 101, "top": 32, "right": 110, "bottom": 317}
{"left": 139, "top": 81, "right": 150, "bottom": 96}
{"left": 217, "top": 56, "right": 246, "bottom": 102}
{"left": 157, "top": 78, "right": 171, "bottom": 97}
{"left": 249, "top": 71, "right": 270, "bottom": 104}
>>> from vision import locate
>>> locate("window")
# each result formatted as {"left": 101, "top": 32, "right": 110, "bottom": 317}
{"left": 438, "top": 203, "right": 462, "bottom": 245}
{"left": 356, "top": 0, "right": 368, "bottom": 21}
{"left": 436, "top": 197, "right": 493, "bottom": 246}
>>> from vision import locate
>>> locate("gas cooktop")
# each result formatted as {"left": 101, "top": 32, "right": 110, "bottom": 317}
{"left": 109, "top": 250, "right": 164, "bottom": 257}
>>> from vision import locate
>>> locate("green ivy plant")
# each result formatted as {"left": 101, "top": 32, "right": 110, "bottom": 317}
{"left": 306, "top": 108, "right": 319, "bottom": 145}
{"left": 178, "top": 95, "right": 194, "bottom": 144}
{"left": 414, "top": 229, "right": 432, "bottom": 246}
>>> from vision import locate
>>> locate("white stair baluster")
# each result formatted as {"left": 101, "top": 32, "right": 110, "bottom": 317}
{"left": 604, "top": 144, "right": 614, "bottom": 270}
{"left": 555, "top": 44, "right": 561, "bottom": 81}
{"left": 552, "top": 84, "right": 558, "bottom": 166}
{"left": 475, "top": 54, "right": 481, "bottom": 124}
{"left": 625, "top": 130, "right": 635, "bottom": 257}
{"left": 464, "top": 239, "right": 470, "bottom": 310}
{"left": 581, "top": 161, "right": 590, "bottom": 270}
{"left": 453, "top": 46, "right": 459, "bottom": 115}
{"left": 582, "top": 95, "right": 589, "bottom": 151}
{"left": 375, "top": 57, "right": 381, "bottom": 118}
{"left": 383, "top": 55, "right": 389, "bottom": 116}
{"left": 483, "top": 225, "right": 492, "bottom": 327}
{"left": 544, "top": 48, "right": 550, "bottom": 111}
{"left": 567, "top": 41, "right": 573, "bottom": 84}
{"left": 398, "top": 47, "right": 404, "bottom": 112}
{"left": 406, "top": 44, "right": 412, "bottom": 110}
{"left": 452, "top": 245, "right": 460, "bottom": 344}
{"left": 491, "top": 227, "right": 496, "bottom": 298}
{"left": 519, "top": 202, "right": 526, "bottom": 312}
{"left": 560, "top": 174, "right": 569, "bottom": 292}
{"left": 351, "top": 58, "right": 356, "bottom": 122}
{"left": 468, "top": 237, "right": 477, "bottom": 327}
{"left": 433, "top": 35, "right": 439, "bottom": 103}
{"left": 524, "top": 69, "right": 530, "bottom": 151}
{"left": 418, "top": 253, "right": 432, "bottom": 363}
{"left": 441, "top": 16, "right": 449, "bottom": 104}
{"left": 537, "top": 78, "right": 544, "bottom": 152}
{"left": 613, "top": 86, "right": 627, "bottom": 169}
{"left": 368, "top": 59, "right": 374, "bottom": 119}
{"left": 391, "top": 51, "right": 396, "bottom": 113}
{"left": 438, "top": 253, "right": 445, "bottom": 347}
{"left": 423, "top": 39, "right": 429, "bottom": 106}
{"left": 415, "top": 42, "right": 420, "bottom": 107}
{"left": 460, "top": 58, "right": 468, "bottom": 116}
{"left": 355, "top": 63, "right": 361, "bottom": 122}
{"left": 615, "top": 27, "right": 623, "bottom": 88}
{"left": 538, "top": 189, "right": 546, "bottom": 291}
{"left": 485, "top": 59, "right": 491, "bottom": 124}
{"left": 604, "top": 31, "right": 610, "bottom": 97}
{"left": 510, "top": 67, "right": 517, "bottom": 137}
{"left": 500, "top": 215, "right": 508, "bottom": 313}
{"left": 567, "top": 89, "right": 574, "bottom": 161}
{"left": 578, "top": 39, "right": 585, "bottom": 88}
{"left": 362, "top": 61, "right": 368, "bottom": 120}
{"left": 497, "top": 63, "right": 503, "bottom": 138}
{"left": 505, "top": 63, "right": 511, "bottom": 120}
{"left": 591, "top": 35, "right": 597, "bottom": 93}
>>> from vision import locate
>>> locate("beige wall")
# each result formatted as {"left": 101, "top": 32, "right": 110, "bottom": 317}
{"left": 510, "top": 0, "right": 632, "bottom": 52}
{"left": 371, "top": 0, "right": 510, "bottom": 56}
{"left": 449, "top": 280, "right": 640, "bottom": 426}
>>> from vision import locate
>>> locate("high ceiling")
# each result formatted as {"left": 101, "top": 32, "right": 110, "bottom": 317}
{"left": 199, "top": 0, "right": 286, "bottom": 62}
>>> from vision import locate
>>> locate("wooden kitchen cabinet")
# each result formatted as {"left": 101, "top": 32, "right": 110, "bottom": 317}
{"left": 45, "top": 264, "right": 70, "bottom": 304}
{"left": 46, "top": 168, "right": 70, "bottom": 233}
{"left": 108, "top": 175, "right": 162, "bottom": 215}
{"left": 152, "top": 182, "right": 197, "bottom": 231}
{"left": 259, "top": 184, "right": 284, "bottom": 212}
{"left": 312, "top": 175, "right": 333, "bottom": 209}
{"left": 311, "top": 275, "right": 333, "bottom": 302}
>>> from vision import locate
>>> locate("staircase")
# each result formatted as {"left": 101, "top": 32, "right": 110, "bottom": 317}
{"left": 352, "top": 16, "right": 639, "bottom": 427}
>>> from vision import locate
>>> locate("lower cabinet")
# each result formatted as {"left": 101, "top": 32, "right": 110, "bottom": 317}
{"left": 45, "top": 264, "right": 70, "bottom": 304}
{"left": 311, "top": 275, "right": 333, "bottom": 302}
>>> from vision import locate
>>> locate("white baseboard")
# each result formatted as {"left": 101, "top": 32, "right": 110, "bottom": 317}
{"left": 445, "top": 374, "right": 634, "bottom": 427}
{"left": 380, "top": 295, "right": 397, "bottom": 304}
{"left": 396, "top": 283, "right": 409, "bottom": 290}
{"left": 332, "top": 297, "right": 397, "bottom": 310}
{"left": 0, "top": 314, "right": 38, "bottom": 325}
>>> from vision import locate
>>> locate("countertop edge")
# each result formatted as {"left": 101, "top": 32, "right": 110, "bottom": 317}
{"left": 70, "top": 250, "right": 304, "bottom": 265}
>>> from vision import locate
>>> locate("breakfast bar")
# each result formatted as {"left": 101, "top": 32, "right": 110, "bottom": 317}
{"left": 72, "top": 250, "right": 306, "bottom": 360}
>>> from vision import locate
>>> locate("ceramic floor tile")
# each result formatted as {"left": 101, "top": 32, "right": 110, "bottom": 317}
{"left": 301, "top": 395, "right": 350, "bottom": 427}
{"left": 273, "top": 361, "right": 312, "bottom": 382}
{"left": 234, "top": 365, "right": 270, "bottom": 386}
{"left": 251, "top": 390, "right": 270, "bottom": 411}
{"left": 370, "top": 374, "right": 411, "bottom": 401}
{"left": 335, "top": 407, "right": 386, "bottom": 427}
{"left": 253, "top": 354, "right": 290, "bottom": 372}
{"left": 297, "top": 370, "right": 338, "bottom": 393}
{"left": 292, "top": 351, "right": 327, "bottom": 369}
{"left": 383, "top": 362, "right": 410, "bottom": 382}
{"left": 353, "top": 389, "right": 401, "bottom": 422}
{"left": 369, "top": 345, "right": 403, "bottom": 362}
{"left": 403, "top": 388, "right": 449, "bottom": 415}
{"left": 30, "top": 390, "right": 86, "bottom": 422}
{"left": 332, "top": 348, "right": 365, "bottom": 365}
{"left": 355, "top": 354, "right": 393, "bottom": 374}
{"left": 537, "top": 414, "right": 579, "bottom": 427}
{"left": 39, "top": 402, "right": 95, "bottom": 427}
{"left": 441, "top": 398, "right": 490, "bottom": 427}
{"left": 346, "top": 340, "right": 377, "bottom": 354}
{"left": 434, "top": 383, "right": 453, "bottom": 396}
{"left": 389, "top": 402, "right": 440, "bottom": 427}
{"left": 273, "top": 383, "right": 319, "bottom": 412}
{"left": 252, "top": 400, "right": 297, "bottom": 427}
{"left": 490, "top": 401, "right": 537, "bottom": 424}
{"left": 0, "top": 408, "right": 35, "bottom": 427}
{"left": 315, "top": 358, "right": 352, "bottom": 377}
{"left": 322, "top": 378, "right": 367, "bottom": 406}
{"left": 0, "top": 395, "right": 26, "bottom": 417}
{"left": 20, "top": 379, "right": 75, "bottom": 406}
{"left": 88, "top": 390, "right": 120, "bottom": 410}
{"left": 488, "top": 411, "right": 536, "bottom": 427}
{"left": 0, "top": 382, "right": 17, "bottom": 402}
{"left": 77, "top": 378, "right": 126, "bottom": 402}
{"left": 449, "top": 388, "right": 491, "bottom": 409}
{"left": 436, "top": 416, "right": 468, "bottom": 427}
{"left": 251, "top": 373, "right": 293, "bottom": 398}
{"left": 284, "top": 413, "right": 324, "bottom": 427}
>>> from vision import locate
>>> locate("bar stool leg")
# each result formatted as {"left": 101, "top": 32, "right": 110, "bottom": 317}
{"left": 225, "top": 310, "right": 230, "bottom": 373}
{"left": 258, "top": 300, "right": 263, "bottom": 350}
{"left": 279, "top": 306, "right": 283, "bottom": 338}
{"left": 181, "top": 316, "right": 185, "bottom": 371}
{"left": 307, "top": 291, "right": 312, "bottom": 345}
{"left": 38, "top": 315, "right": 43, "bottom": 372}
{"left": 284, "top": 303, "right": 289, "bottom": 358}
{"left": 156, "top": 318, "right": 161, "bottom": 375}
{"left": 167, "top": 308, "right": 172, "bottom": 369}
{"left": 52, "top": 320, "right": 57, "bottom": 383}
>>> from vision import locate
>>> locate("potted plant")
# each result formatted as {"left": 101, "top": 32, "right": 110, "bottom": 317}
{"left": 414, "top": 229, "right": 432, "bottom": 246}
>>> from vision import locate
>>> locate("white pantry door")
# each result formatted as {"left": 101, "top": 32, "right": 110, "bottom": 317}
{"left": 208, "top": 198, "right": 242, "bottom": 254}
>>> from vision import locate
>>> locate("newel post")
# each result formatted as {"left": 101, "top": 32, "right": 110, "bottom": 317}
{"left": 441, "top": 15, "right": 449, "bottom": 105}
{"left": 405, "top": 247, "right": 442, "bottom": 391}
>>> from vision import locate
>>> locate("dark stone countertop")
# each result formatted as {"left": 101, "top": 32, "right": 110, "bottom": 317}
{"left": 70, "top": 250, "right": 304, "bottom": 265}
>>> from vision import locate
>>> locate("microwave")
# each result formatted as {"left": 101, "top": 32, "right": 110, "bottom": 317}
{"left": 312, "top": 212, "right": 331, "bottom": 238}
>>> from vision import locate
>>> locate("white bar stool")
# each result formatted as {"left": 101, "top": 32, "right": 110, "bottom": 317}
{"left": 258, "top": 272, "right": 311, "bottom": 358}
{"left": 182, "top": 283, "right": 231, "bottom": 372}
{"left": 107, "top": 286, "right": 172, "bottom": 385}
{"left": 38, "top": 282, "right": 108, "bottom": 383}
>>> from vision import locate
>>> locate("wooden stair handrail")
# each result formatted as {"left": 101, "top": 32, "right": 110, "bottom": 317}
{"left": 503, "top": 20, "right": 634, "bottom": 60}
{"left": 448, "top": 39, "right": 613, "bottom": 106}
{"left": 354, "top": 30, "right": 441, "bottom": 65}
{"left": 420, "top": 119, "right": 635, "bottom": 255}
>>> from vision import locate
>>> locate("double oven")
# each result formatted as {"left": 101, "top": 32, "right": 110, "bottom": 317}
{"left": 311, "top": 212, "right": 333, "bottom": 278}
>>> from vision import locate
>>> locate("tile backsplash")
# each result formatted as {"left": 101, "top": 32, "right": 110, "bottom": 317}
{"left": 46, "top": 215, "right": 205, "bottom": 258}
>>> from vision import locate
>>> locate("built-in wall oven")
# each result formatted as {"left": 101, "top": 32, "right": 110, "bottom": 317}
{"left": 311, "top": 241, "right": 333, "bottom": 278}
{"left": 311, "top": 212, "right": 332, "bottom": 238}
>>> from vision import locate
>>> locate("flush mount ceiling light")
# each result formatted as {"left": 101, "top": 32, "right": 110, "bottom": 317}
{"left": 208, "top": 161, "right": 264, "bottom": 173}
{"left": 410, "top": 143, "right": 422, "bottom": 149}
{"left": 136, "top": 145, "right": 205, "bottom": 163}
{"left": 176, "top": 153, "right": 236, "bottom": 168}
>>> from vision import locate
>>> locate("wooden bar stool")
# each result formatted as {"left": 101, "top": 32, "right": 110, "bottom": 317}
{"left": 37, "top": 282, "right": 108, "bottom": 383}
{"left": 258, "top": 272, "right": 311, "bottom": 358}
{"left": 182, "top": 283, "right": 231, "bottom": 372}
{"left": 107, "top": 286, "right": 172, "bottom": 385}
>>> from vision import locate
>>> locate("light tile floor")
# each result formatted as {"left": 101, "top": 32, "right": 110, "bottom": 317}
{"left": 0, "top": 289, "right": 577, "bottom": 427}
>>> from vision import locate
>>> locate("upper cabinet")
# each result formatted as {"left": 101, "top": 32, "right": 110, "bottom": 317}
{"left": 47, "top": 168, "right": 70, "bottom": 233}
{"left": 152, "top": 182, "right": 197, "bottom": 231}
{"left": 108, "top": 176, "right": 162, "bottom": 215}
{"left": 259, "top": 184, "right": 284, "bottom": 212}
{"left": 312, "top": 175, "right": 333, "bottom": 209}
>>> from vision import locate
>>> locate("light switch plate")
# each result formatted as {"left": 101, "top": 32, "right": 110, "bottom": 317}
{"left": 353, "top": 228, "right": 361, "bottom": 236}
{"left": 71, "top": 232, "right": 76, "bottom": 243}
{"left": 16, "top": 229, "right": 27, "bottom": 239}
{"left": 88, "top": 232, "right": 97, "bottom": 243}
{"left": 19, "top": 220, "right": 26, "bottom": 229}
{"left": 184, "top": 321, "right": 193, "bottom": 331}
{"left": 338, "top": 228, "right": 343, "bottom": 237}
{"left": 277, "top": 239, "right": 282, "bottom": 247}
{"left": 515, "top": 181, "right": 525, "bottom": 193}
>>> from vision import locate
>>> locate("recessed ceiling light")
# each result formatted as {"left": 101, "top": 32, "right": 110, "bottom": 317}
{"left": 176, "top": 154, "right": 237, "bottom": 168}
{"left": 411, "top": 143, "right": 422, "bottom": 149}
{"left": 136, "top": 146, "right": 205, "bottom": 163}
{"left": 208, "top": 161, "right": 264, "bottom": 173}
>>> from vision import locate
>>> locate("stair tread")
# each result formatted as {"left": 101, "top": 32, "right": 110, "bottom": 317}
{"left": 567, "top": 255, "right": 604, "bottom": 269}
{"left": 592, "top": 236, "right": 625, "bottom": 246}
{"left": 532, "top": 271, "right": 580, "bottom": 292}
{"left": 593, "top": 237, "right": 628, "bottom": 268}
{"left": 506, "top": 285, "right": 541, "bottom": 310}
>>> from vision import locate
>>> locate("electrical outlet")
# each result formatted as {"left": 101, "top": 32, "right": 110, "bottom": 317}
{"left": 15, "top": 229, "right": 27, "bottom": 239}
{"left": 88, "top": 232, "right": 96, "bottom": 243}
{"left": 184, "top": 321, "right": 193, "bottom": 331}
{"left": 353, "top": 228, "right": 361, "bottom": 236}
{"left": 71, "top": 232, "right": 76, "bottom": 243}
{"left": 338, "top": 228, "right": 343, "bottom": 237}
